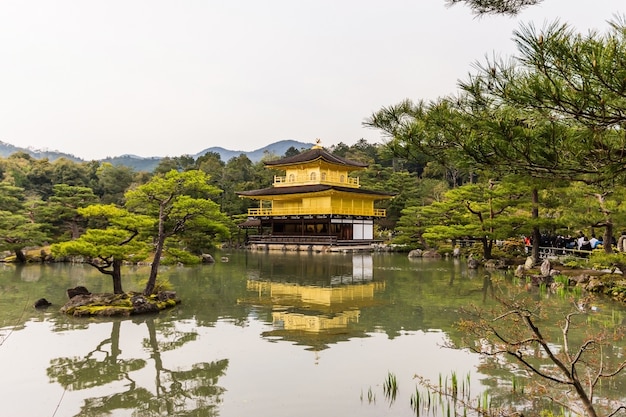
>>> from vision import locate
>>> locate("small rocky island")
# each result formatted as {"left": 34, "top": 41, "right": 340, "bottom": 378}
{"left": 59, "top": 286, "right": 180, "bottom": 317}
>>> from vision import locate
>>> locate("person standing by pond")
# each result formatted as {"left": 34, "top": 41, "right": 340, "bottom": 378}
{"left": 578, "top": 234, "right": 592, "bottom": 251}
{"left": 618, "top": 231, "right": 626, "bottom": 252}
{"left": 589, "top": 235, "right": 601, "bottom": 249}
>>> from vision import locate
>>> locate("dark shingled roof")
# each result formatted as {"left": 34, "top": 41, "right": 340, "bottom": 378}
{"left": 237, "top": 184, "right": 394, "bottom": 198}
{"left": 264, "top": 147, "right": 368, "bottom": 168}
{"left": 238, "top": 218, "right": 261, "bottom": 228}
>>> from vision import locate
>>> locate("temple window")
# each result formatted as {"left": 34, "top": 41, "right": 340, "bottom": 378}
{"left": 289, "top": 174, "right": 295, "bottom": 182}
{"left": 310, "top": 172, "right": 316, "bottom": 181}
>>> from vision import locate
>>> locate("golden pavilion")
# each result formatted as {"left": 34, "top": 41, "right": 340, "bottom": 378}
{"left": 237, "top": 142, "right": 393, "bottom": 249}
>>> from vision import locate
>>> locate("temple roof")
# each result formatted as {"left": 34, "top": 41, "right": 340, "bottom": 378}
{"left": 264, "top": 146, "right": 368, "bottom": 169}
{"left": 237, "top": 184, "right": 394, "bottom": 198}
{"left": 237, "top": 218, "right": 261, "bottom": 228}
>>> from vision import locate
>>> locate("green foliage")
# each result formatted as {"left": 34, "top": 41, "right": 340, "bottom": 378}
{"left": 153, "top": 155, "right": 197, "bottom": 174}
{"left": 547, "top": 182, "right": 626, "bottom": 252}
{"left": 360, "top": 167, "right": 427, "bottom": 229}
{"left": 382, "top": 372, "right": 398, "bottom": 404}
{"left": 499, "top": 238, "right": 526, "bottom": 257}
{"left": 0, "top": 211, "right": 48, "bottom": 245}
{"left": 588, "top": 250, "right": 626, "bottom": 273}
{"left": 561, "top": 256, "right": 588, "bottom": 269}
{"left": 365, "top": 17, "right": 626, "bottom": 260}
{"left": 125, "top": 169, "right": 232, "bottom": 294}
{"left": 465, "top": 242, "right": 485, "bottom": 259}
{"left": 195, "top": 151, "right": 226, "bottom": 188}
{"left": 52, "top": 228, "right": 149, "bottom": 262}
{"left": 34, "top": 184, "right": 99, "bottom": 240}
{"left": 138, "top": 277, "right": 174, "bottom": 293}
{"left": 50, "top": 158, "right": 92, "bottom": 187}
{"left": 0, "top": 182, "right": 26, "bottom": 212}
{"left": 397, "top": 179, "right": 529, "bottom": 258}
{"left": 445, "top": 0, "right": 542, "bottom": 16}
{"left": 460, "top": 18, "right": 626, "bottom": 186}
{"left": 436, "top": 242, "right": 455, "bottom": 257}
{"left": 392, "top": 178, "right": 450, "bottom": 247}
{"left": 0, "top": 178, "right": 49, "bottom": 260}
{"left": 51, "top": 204, "right": 154, "bottom": 293}
{"left": 95, "top": 163, "right": 137, "bottom": 205}
{"left": 159, "top": 246, "right": 202, "bottom": 265}
{"left": 54, "top": 211, "right": 148, "bottom": 256}
{"left": 125, "top": 170, "right": 231, "bottom": 244}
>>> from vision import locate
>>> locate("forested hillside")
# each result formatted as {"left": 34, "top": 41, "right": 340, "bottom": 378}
{"left": 0, "top": 139, "right": 443, "bottom": 262}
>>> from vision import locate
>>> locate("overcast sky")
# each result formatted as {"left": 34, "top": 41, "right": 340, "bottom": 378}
{"left": 0, "top": 0, "right": 623, "bottom": 160}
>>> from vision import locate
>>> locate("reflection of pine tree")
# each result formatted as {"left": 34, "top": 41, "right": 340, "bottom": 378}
{"left": 46, "top": 319, "right": 228, "bottom": 416}
{"left": 136, "top": 317, "right": 228, "bottom": 417}
{"left": 47, "top": 321, "right": 145, "bottom": 390}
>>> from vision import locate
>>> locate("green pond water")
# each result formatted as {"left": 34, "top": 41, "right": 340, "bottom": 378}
{"left": 1, "top": 251, "right": 625, "bottom": 416}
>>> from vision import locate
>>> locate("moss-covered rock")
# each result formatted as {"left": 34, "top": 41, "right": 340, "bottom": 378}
{"left": 61, "top": 291, "right": 180, "bottom": 317}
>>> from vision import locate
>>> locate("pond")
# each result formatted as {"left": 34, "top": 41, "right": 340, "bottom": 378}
{"left": 1, "top": 251, "right": 625, "bottom": 416}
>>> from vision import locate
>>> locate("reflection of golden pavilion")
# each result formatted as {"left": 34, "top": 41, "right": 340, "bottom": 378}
{"left": 246, "top": 280, "right": 383, "bottom": 307}
{"left": 245, "top": 276, "right": 385, "bottom": 333}
{"left": 239, "top": 254, "right": 385, "bottom": 348}
{"left": 272, "top": 309, "right": 361, "bottom": 332}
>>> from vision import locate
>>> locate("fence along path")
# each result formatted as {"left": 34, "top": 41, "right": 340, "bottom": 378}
{"left": 455, "top": 239, "right": 592, "bottom": 260}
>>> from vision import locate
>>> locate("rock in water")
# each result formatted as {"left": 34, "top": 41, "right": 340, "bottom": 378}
{"left": 467, "top": 255, "right": 479, "bottom": 269}
{"left": 524, "top": 256, "right": 534, "bottom": 269}
{"left": 34, "top": 298, "right": 52, "bottom": 308}
{"left": 67, "top": 286, "right": 91, "bottom": 299}
{"left": 201, "top": 253, "right": 215, "bottom": 263}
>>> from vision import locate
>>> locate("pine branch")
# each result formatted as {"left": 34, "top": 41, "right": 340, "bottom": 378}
{"left": 444, "top": 0, "right": 543, "bottom": 16}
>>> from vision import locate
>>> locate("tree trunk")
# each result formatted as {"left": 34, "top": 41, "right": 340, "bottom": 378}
{"left": 110, "top": 321, "right": 121, "bottom": 360}
{"left": 481, "top": 237, "right": 492, "bottom": 259}
{"left": 145, "top": 318, "right": 165, "bottom": 395}
{"left": 593, "top": 192, "right": 614, "bottom": 255}
{"left": 572, "top": 380, "right": 599, "bottom": 417}
{"left": 144, "top": 234, "right": 165, "bottom": 295}
{"left": 604, "top": 223, "right": 614, "bottom": 254}
{"left": 14, "top": 248, "right": 27, "bottom": 264}
{"left": 70, "top": 220, "right": 81, "bottom": 240}
{"left": 531, "top": 187, "right": 541, "bottom": 264}
{"left": 144, "top": 204, "right": 166, "bottom": 295}
{"left": 112, "top": 259, "right": 124, "bottom": 294}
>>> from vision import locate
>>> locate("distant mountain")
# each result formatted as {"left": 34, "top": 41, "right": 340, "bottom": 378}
{"left": 0, "top": 139, "right": 315, "bottom": 172}
{"left": 0, "top": 140, "right": 82, "bottom": 162}
{"left": 194, "top": 140, "right": 314, "bottom": 162}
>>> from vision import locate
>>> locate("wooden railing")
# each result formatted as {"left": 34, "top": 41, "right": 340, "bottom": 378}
{"left": 531, "top": 246, "right": 591, "bottom": 260}
{"left": 247, "top": 235, "right": 338, "bottom": 245}
{"left": 457, "top": 240, "right": 592, "bottom": 260}
{"left": 246, "top": 235, "right": 382, "bottom": 246}
{"left": 273, "top": 175, "right": 360, "bottom": 188}
{"left": 247, "top": 207, "right": 386, "bottom": 217}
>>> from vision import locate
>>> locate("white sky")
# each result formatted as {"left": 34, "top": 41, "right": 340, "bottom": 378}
{"left": 0, "top": 0, "right": 623, "bottom": 160}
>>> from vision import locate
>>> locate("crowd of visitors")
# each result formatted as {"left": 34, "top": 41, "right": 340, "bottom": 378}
{"left": 525, "top": 231, "right": 626, "bottom": 255}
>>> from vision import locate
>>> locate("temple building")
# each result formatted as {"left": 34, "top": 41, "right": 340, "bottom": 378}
{"left": 237, "top": 143, "right": 394, "bottom": 250}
